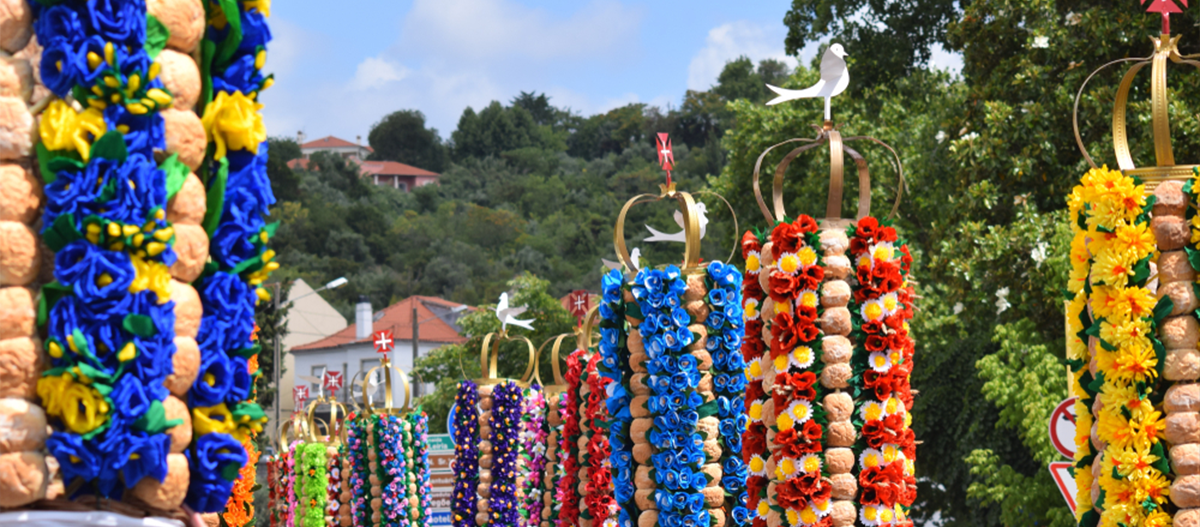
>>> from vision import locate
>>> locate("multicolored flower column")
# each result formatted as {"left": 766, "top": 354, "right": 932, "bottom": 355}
{"left": 185, "top": 0, "right": 275, "bottom": 514}
{"left": 1065, "top": 166, "right": 1170, "bottom": 526}
{"left": 346, "top": 412, "right": 373, "bottom": 526}
{"left": 740, "top": 232, "right": 770, "bottom": 527}
{"left": 411, "top": 410, "right": 434, "bottom": 525}
{"left": 28, "top": 0, "right": 196, "bottom": 510}
{"left": 518, "top": 385, "right": 549, "bottom": 527}
{"left": 544, "top": 391, "right": 567, "bottom": 527}
{"left": 845, "top": 218, "right": 916, "bottom": 525}
{"left": 452, "top": 380, "right": 481, "bottom": 527}
{"left": 488, "top": 381, "right": 523, "bottom": 526}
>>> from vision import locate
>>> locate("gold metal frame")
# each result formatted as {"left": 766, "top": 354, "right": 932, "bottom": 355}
{"left": 1073, "top": 33, "right": 1200, "bottom": 192}
{"left": 752, "top": 121, "right": 904, "bottom": 225}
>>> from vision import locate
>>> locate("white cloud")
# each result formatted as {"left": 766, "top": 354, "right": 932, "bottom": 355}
{"left": 349, "top": 57, "right": 410, "bottom": 91}
{"left": 686, "top": 21, "right": 806, "bottom": 91}
{"left": 262, "top": 0, "right": 646, "bottom": 141}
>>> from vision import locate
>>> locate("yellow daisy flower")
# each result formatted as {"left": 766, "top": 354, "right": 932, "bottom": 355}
{"left": 746, "top": 250, "right": 762, "bottom": 274}
{"left": 1092, "top": 248, "right": 1138, "bottom": 287}
{"left": 797, "top": 246, "right": 818, "bottom": 267}
{"left": 1110, "top": 222, "right": 1157, "bottom": 259}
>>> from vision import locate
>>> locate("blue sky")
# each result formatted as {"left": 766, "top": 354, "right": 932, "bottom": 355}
{"left": 260, "top": 0, "right": 960, "bottom": 143}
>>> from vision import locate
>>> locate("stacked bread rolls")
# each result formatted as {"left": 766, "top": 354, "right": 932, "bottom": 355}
{"left": 0, "top": 0, "right": 48, "bottom": 509}
{"left": 818, "top": 222, "right": 857, "bottom": 527}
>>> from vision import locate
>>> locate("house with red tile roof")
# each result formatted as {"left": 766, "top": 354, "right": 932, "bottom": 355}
{"left": 287, "top": 133, "right": 441, "bottom": 191}
{"left": 290, "top": 295, "right": 468, "bottom": 406}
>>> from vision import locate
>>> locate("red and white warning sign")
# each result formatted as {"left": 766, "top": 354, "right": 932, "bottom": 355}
{"left": 1048, "top": 396, "right": 1078, "bottom": 459}
{"left": 1049, "top": 462, "right": 1078, "bottom": 510}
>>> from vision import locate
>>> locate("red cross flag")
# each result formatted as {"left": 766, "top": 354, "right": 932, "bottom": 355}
{"left": 374, "top": 329, "right": 394, "bottom": 354}
{"left": 323, "top": 370, "right": 344, "bottom": 393}
{"left": 568, "top": 290, "right": 590, "bottom": 322}
{"left": 293, "top": 385, "right": 309, "bottom": 409}
{"left": 656, "top": 133, "right": 674, "bottom": 184}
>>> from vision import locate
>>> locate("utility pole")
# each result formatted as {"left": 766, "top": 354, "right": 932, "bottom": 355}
{"left": 412, "top": 306, "right": 420, "bottom": 399}
{"left": 273, "top": 282, "right": 282, "bottom": 442}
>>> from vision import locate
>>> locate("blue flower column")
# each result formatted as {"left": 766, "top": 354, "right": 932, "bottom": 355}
{"left": 27, "top": 0, "right": 199, "bottom": 511}
{"left": 0, "top": 0, "right": 48, "bottom": 510}
{"left": 626, "top": 266, "right": 729, "bottom": 527}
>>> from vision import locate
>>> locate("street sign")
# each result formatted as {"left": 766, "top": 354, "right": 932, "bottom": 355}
{"left": 323, "top": 371, "right": 344, "bottom": 393}
{"left": 1049, "top": 397, "right": 1078, "bottom": 459}
{"left": 293, "top": 385, "right": 309, "bottom": 409}
{"left": 374, "top": 330, "right": 394, "bottom": 354}
{"left": 427, "top": 433, "right": 455, "bottom": 527}
{"left": 1049, "top": 462, "right": 1078, "bottom": 511}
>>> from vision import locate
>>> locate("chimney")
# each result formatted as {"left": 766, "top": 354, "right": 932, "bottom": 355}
{"left": 356, "top": 135, "right": 362, "bottom": 145}
{"left": 297, "top": 130, "right": 305, "bottom": 144}
{"left": 355, "top": 296, "right": 372, "bottom": 340}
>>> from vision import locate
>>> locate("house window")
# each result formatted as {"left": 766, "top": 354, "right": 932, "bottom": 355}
{"left": 398, "top": 181, "right": 407, "bottom": 192}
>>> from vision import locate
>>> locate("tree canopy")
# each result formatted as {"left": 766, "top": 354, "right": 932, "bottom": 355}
{"left": 367, "top": 109, "right": 447, "bottom": 172}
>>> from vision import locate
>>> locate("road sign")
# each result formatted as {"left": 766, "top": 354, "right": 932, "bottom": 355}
{"left": 427, "top": 433, "right": 455, "bottom": 527}
{"left": 293, "top": 385, "right": 309, "bottom": 408}
{"left": 1049, "top": 397, "right": 1079, "bottom": 459}
{"left": 447, "top": 402, "right": 458, "bottom": 445}
{"left": 323, "top": 371, "right": 344, "bottom": 393}
{"left": 1049, "top": 462, "right": 1078, "bottom": 511}
{"left": 374, "top": 330, "right": 394, "bottom": 354}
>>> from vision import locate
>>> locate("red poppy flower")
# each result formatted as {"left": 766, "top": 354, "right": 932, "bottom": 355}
{"left": 849, "top": 237, "right": 868, "bottom": 257}
{"left": 744, "top": 274, "right": 764, "bottom": 298}
{"left": 795, "top": 215, "right": 818, "bottom": 234}
{"left": 768, "top": 272, "right": 800, "bottom": 302}
{"left": 802, "top": 264, "right": 825, "bottom": 283}
{"left": 857, "top": 266, "right": 875, "bottom": 287}
{"left": 771, "top": 223, "right": 802, "bottom": 259}
{"left": 801, "top": 419, "right": 823, "bottom": 442}
{"left": 900, "top": 245, "right": 913, "bottom": 271}
{"left": 795, "top": 305, "right": 818, "bottom": 323}
{"left": 796, "top": 322, "right": 820, "bottom": 342}
{"left": 878, "top": 225, "right": 897, "bottom": 242}
{"left": 776, "top": 480, "right": 809, "bottom": 510}
{"left": 797, "top": 274, "right": 821, "bottom": 292}
{"left": 856, "top": 217, "right": 879, "bottom": 239}
{"left": 865, "top": 335, "right": 888, "bottom": 352}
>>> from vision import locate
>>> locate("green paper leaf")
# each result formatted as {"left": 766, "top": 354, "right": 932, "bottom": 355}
{"left": 122, "top": 314, "right": 157, "bottom": 337}
{"left": 1131, "top": 256, "right": 1151, "bottom": 285}
{"left": 134, "top": 400, "right": 180, "bottom": 434}
{"left": 203, "top": 157, "right": 229, "bottom": 237}
{"left": 161, "top": 153, "right": 190, "bottom": 199}
{"left": 214, "top": 0, "right": 244, "bottom": 69}
{"left": 1154, "top": 295, "right": 1175, "bottom": 324}
{"left": 221, "top": 460, "right": 242, "bottom": 482}
{"left": 232, "top": 343, "right": 261, "bottom": 359}
{"left": 37, "top": 281, "right": 72, "bottom": 328}
{"left": 89, "top": 130, "right": 128, "bottom": 162}
{"left": 1189, "top": 246, "right": 1200, "bottom": 273}
{"left": 145, "top": 15, "right": 170, "bottom": 60}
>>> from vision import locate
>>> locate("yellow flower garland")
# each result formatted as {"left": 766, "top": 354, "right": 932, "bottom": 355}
{"left": 1068, "top": 166, "right": 1170, "bottom": 527}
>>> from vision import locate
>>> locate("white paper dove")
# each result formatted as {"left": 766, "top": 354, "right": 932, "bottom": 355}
{"left": 602, "top": 247, "right": 641, "bottom": 272}
{"left": 645, "top": 202, "right": 708, "bottom": 243}
{"left": 299, "top": 371, "right": 325, "bottom": 398}
{"left": 496, "top": 292, "right": 534, "bottom": 331}
{"left": 765, "top": 43, "right": 849, "bottom": 120}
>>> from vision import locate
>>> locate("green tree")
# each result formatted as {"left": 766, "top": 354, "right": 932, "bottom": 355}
{"left": 267, "top": 137, "right": 302, "bottom": 202}
{"left": 367, "top": 109, "right": 447, "bottom": 172}
{"left": 713, "top": 56, "right": 792, "bottom": 103}
{"left": 783, "top": 0, "right": 960, "bottom": 86}
{"left": 451, "top": 101, "right": 545, "bottom": 160}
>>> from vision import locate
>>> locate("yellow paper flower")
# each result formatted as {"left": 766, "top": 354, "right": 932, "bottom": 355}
{"left": 746, "top": 251, "right": 761, "bottom": 274}
{"left": 129, "top": 254, "right": 172, "bottom": 303}
{"left": 1092, "top": 248, "right": 1138, "bottom": 287}
{"left": 37, "top": 372, "right": 110, "bottom": 434}
{"left": 796, "top": 246, "right": 818, "bottom": 267}
{"left": 39, "top": 100, "right": 106, "bottom": 161}
{"left": 744, "top": 298, "right": 760, "bottom": 321}
{"left": 202, "top": 91, "right": 267, "bottom": 159}
{"left": 1099, "top": 318, "right": 1151, "bottom": 351}
{"left": 1110, "top": 222, "right": 1157, "bottom": 259}
{"left": 193, "top": 403, "right": 238, "bottom": 436}
{"left": 796, "top": 290, "right": 819, "bottom": 309}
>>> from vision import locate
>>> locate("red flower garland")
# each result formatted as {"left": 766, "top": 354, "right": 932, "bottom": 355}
{"left": 741, "top": 230, "right": 770, "bottom": 527}
{"left": 848, "top": 217, "right": 917, "bottom": 526}
{"left": 556, "top": 350, "right": 586, "bottom": 527}
{"left": 584, "top": 353, "right": 617, "bottom": 524}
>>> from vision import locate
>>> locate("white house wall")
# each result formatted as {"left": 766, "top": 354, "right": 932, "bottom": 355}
{"left": 292, "top": 340, "right": 442, "bottom": 407}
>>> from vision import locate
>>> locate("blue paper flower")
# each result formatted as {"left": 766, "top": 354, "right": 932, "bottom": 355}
{"left": 54, "top": 240, "right": 135, "bottom": 311}
{"left": 86, "top": 0, "right": 147, "bottom": 46}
